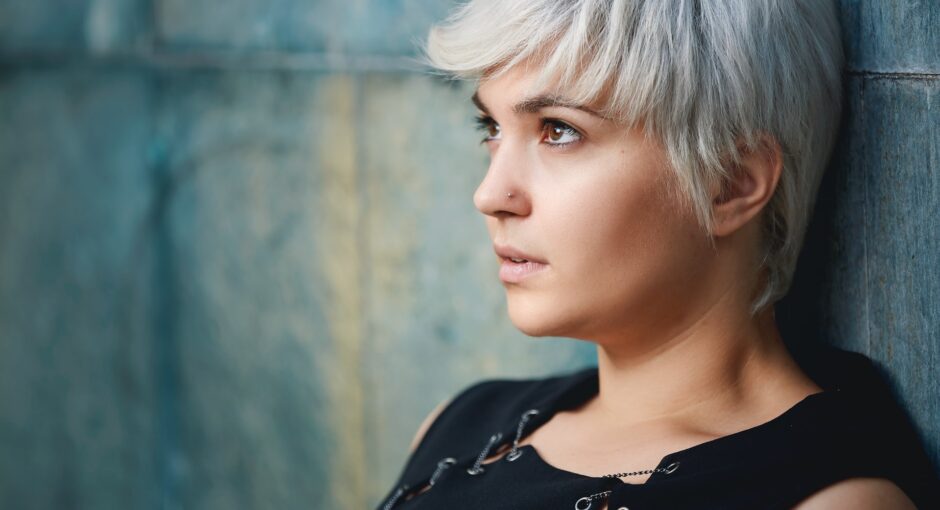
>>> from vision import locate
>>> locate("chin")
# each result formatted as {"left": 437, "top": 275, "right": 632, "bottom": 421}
{"left": 505, "top": 293, "right": 581, "bottom": 338}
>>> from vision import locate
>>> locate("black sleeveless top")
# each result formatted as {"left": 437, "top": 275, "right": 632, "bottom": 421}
{"left": 379, "top": 347, "right": 939, "bottom": 509}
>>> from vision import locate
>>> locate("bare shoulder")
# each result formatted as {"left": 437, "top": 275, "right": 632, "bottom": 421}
{"left": 408, "top": 397, "right": 452, "bottom": 453}
{"left": 792, "top": 477, "right": 917, "bottom": 510}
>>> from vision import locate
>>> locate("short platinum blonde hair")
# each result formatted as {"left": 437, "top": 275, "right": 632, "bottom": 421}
{"left": 423, "top": 0, "right": 844, "bottom": 314}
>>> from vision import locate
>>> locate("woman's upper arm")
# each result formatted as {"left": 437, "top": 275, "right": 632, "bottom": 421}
{"left": 792, "top": 477, "right": 917, "bottom": 509}
{"left": 408, "top": 397, "right": 452, "bottom": 453}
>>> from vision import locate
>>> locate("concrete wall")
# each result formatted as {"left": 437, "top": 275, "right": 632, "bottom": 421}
{"left": 0, "top": 1, "right": 936, "bottom": 508}
{"left": 779, "top": 0, "right": 939, "bottom": 477}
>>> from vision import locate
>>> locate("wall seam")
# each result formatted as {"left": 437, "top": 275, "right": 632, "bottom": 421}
{"left": 0, "top": 50, "right": 422, "bottom": 73}
{"left": 846, "top": 68, "right": 940, "bottom": 81}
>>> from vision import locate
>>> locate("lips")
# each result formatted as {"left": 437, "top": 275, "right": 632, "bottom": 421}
{"left": 494, "top": 244, "right": 549, "bottom": 283}
{"left": 493, "top": 244, "right": 548, "bottom": 264}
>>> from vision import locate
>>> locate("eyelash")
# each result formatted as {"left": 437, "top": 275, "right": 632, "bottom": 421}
{"left": 473, "top": 114, "right": 497, "bottom": 142}
{"left": 473, "top": 115, "right": 583, "bottom": 148}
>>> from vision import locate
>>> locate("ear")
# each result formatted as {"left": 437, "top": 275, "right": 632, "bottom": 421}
{"left": 710, "top": 134, "right": 783, "bottom": 238}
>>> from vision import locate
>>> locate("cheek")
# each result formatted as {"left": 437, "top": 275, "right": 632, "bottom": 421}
{"left": 543, "top": 156, "right": 663, "bottom": 259}
{"left": 543, "top": 159, "right": 703, "bottom": 302}
{"left": 568, "top": 191, "right": 664, "bottom": 281}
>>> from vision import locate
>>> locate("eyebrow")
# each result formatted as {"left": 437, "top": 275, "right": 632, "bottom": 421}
{"left": 471, "top": 91, "right": 603, "bottom": 118}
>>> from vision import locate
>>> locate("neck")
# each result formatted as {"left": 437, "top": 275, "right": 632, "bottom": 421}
{"left": 586, "top": 283, "right": 818, "bottom": 429}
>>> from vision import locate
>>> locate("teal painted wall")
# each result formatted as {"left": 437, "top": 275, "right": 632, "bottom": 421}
{"left": 781, "top": 0, "right": 940, "bottom": 478}
{"left": 0, "top": 1, "right": 936, "bottom": 508}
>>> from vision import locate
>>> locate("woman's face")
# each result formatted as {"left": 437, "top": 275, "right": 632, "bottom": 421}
{"left": 473, "top": 63, "right": 718, "bottom": 345}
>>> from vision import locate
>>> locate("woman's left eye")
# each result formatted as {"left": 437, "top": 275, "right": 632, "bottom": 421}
{"left": 541, "top": 120, "right": 582, "bottom": 146}
{"left": 474, "top": 114, "right": 501, "bottom": 143}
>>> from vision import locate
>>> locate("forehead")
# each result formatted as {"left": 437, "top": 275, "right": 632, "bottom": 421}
{"left": 473, "top": 65, "right": 607, "bottom": 119}
{"left": 475, "top": 62, "right": 543, "bottom": 100}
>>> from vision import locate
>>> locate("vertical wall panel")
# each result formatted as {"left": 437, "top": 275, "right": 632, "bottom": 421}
{"left": 153, "top": 70, "right": 362, "bottom": 509}
{"left": 855, "top": 77, "right": 940, "bottom": 463}
{"left": 0, "top": 67, "right": 157, "bottom": 509}
{"left": 830, "top": 0, "right": 940, "bottom": 473}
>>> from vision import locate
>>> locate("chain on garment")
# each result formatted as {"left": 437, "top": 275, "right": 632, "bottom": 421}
{"left": 379, "top": 407, "right": 681, "bottom": 510}
{"left": 466, "top": 431, "right": 503, "bottom": 475}
{"left": 429, "top": 457, "right": 457, "bottom": 486}
{"left": 381, "top": 484, "right": 408, "bottom": 510}
{"left": 573, "top": 461, "right": 681, "bottom": 510}
{"left": 506, "top": 409, "right": 540, "bottom": 461}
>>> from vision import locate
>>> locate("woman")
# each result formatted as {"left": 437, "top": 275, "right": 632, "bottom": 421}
{"left": 379, "top": 1, "right": 938, "bottom": 508}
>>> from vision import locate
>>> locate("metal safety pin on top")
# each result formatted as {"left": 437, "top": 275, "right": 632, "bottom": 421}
{"left": 466, "top": 432, "right": 503, "bottom": 475}
{"left": 505, "top": 409, "right": 540, "bottom": 462}
{"left": 429, "top": 457, "right": 457, "bottom": 486}
{"left": 381, "top": 483, "right": 409, "bottom": 510}
{"left": 381, "top": 457, "right": 457, "bottom": 509}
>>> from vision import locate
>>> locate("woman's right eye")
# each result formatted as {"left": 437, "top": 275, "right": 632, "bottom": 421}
{"left": 474, "top": 115, "right": 501, "bottom": 143}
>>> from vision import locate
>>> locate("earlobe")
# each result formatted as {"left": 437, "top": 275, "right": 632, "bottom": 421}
{"left": 710, "top": 134, "right": 783, "bottom": 238}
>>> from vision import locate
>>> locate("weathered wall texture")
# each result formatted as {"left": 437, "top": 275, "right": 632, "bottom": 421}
{"left": 780, "top": 0, "right": 939, "bottom": 474}
{"left": 0, "top": 2, "right": 595, "bottom": 509}
{"left": 0, "top": 1, "right": 936, "bottom": 509}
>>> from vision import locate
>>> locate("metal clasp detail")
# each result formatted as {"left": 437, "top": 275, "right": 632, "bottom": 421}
{"left": 381, "top": 483, "right": 409, "bottom": 510}
{"left": 429, "top": 457, "right": 457, "bottom": 486}
{"left": 505, "top": 408, "right": 539, "bottom": 462}
{"left": 466, "top": 432, "right": 503, "bottom": 475}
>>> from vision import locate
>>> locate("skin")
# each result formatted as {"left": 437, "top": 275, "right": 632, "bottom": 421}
{"left": 409, "top": 61, "right": 916, "bottom": 509}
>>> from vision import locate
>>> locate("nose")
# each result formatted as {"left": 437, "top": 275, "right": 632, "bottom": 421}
{"left": 473, "top": 144, "right": 531, "bottom": 218}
